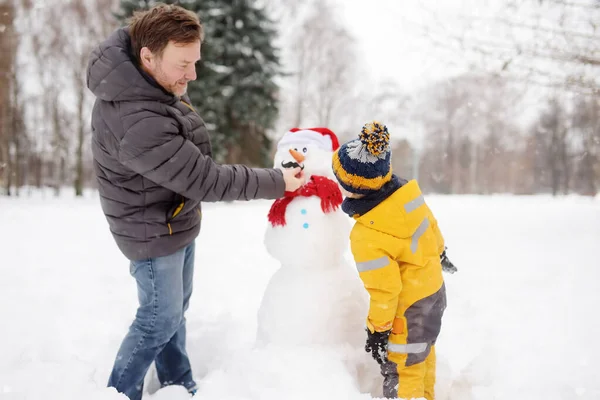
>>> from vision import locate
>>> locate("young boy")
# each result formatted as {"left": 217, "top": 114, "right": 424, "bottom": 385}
{"left": 332, "top": 121, "right": 456, "bottom": 400}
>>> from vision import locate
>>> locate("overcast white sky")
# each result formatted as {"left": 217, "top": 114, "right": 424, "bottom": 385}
{"left": 332, "top": 0, "right": 507, "bottom": 91}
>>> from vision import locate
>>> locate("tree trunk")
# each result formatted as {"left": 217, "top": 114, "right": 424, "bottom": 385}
{"left": 550, "top": 129, "right": 560, "bottom": 196}
{"left": 11, "top": 102, "right": 20, "bottom": 197}
{"left": 559, "top": 128, "right": 570, "bottom": 195}
{"left": 0, "top": 143, "right": 8, "bottom": 196}
{"left": 293, "top": 44, "right": 306, "bottom": 127}
{"left": 52, "top": 95, "right": 63, "bottom": 197}
{"left": 34, "top": 155, "right": 42, "bottom": 189}
{"left": 445, "top": 127, "right": 455, "bottom": 194}
{"left": 0, "top": 0, "right": 16, "bottom": 196}
{"left": 470, "top": 140, "right": 479, "bottom": 193}
{"left": 580, "top": 147, "right": 596, "bottom": 196}
{"left": 74, "top": 74, "right": 86, "bottom": 197}
{"left": 5, "top": 143, "right": 13, "bottom": 196}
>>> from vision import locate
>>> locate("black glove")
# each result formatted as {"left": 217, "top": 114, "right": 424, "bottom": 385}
{"left": 441, "top": 247, "right": 457, "bottom": 274}
{"left": 365, "top": 329, "right": 391, "bottom": 365}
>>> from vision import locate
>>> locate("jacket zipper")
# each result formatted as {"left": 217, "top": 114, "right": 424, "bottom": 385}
{"left": 181, "top": 100, "right": 196, "bottom": 112}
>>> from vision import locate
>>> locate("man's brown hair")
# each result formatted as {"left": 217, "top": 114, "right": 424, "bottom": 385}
{"left": 128, "top": 3, "right": 203, "bottom": 61}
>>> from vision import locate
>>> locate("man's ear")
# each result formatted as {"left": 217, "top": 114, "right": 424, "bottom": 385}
{"left": 140, "top": 47, "right": 154, "bottom": 68}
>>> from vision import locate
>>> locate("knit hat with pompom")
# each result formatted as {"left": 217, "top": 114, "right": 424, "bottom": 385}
{"left": 332, "top": 121, "right": 392, "bottom": 195}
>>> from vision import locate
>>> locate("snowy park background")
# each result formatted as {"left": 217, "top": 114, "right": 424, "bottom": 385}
{"left": 1, "top": 0, "right": 600, "bottom": 399}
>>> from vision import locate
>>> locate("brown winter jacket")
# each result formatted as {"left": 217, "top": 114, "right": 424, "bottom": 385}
{"left": 86, "top": 28, "right": 285, "bottom": 261}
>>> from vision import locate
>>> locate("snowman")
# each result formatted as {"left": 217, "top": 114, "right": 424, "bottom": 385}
{"left": 262, "top": 127, "right": 350, "bottom": 275}
{"left": 257, "top": 127, "right": 381, "bottom": 395}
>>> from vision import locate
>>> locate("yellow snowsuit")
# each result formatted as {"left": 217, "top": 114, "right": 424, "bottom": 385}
{"left": 350, "top": 180, "right": 447, "bottom": 400}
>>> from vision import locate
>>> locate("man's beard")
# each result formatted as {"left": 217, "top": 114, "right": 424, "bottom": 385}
{"left": 154, "top": 65, "right": 187, "bottom": 96}
{"left": 173, "top": 82, "right": 187, "bottom": 96}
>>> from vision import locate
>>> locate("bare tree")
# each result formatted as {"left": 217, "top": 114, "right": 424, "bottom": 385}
{"left": 8, "top": 65, "right": 26, "bottom": 196}
{"left": 305, "top": 3, "right": 356, "bottom": 127}
{"left": 572, "top": 96, "right": 600, "bottom": 195}
{"left": 22, "top": 0, "right": 70, "bottom": 195}
{"left": 262, "top": 0, "right": 311, "bottom": 22}
{"left": 418, "top": 75, "right": 472, "bottom": 193}
{"left": 288, "top": 13, "right": 311, "bottom": 127}
{"left": 269, "top": 0, "right": 365, "bottom": 142}
{"left": 64, "top": 0, "right": 119, "bottom": 196}
{"left": 414, "top": 73, "right": 524, "bottom": 194}
{"left": 285, "top": 1, "right": 357, "bottom": 127}
{"left": 396, "top": 0, "right": 600, "bottom": 95}
{"left": 391, "top": 138, "right": 414, "bottom": 180}
{"left": 0, "top": 0, "right": 18, "bottom": 196}
{"left": 530, "top": 98, "right": 571, "bottom": 195}
{"left": 13, "top": 0, "right": 118, "bottom": 196}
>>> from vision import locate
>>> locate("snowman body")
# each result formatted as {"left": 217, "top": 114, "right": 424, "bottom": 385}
{"left": 259, "top": 195, "right": 367, "bottom": 346}
{"left": 256, "top": 129, "right": 381, "bottom": 395}
{"left": 257, "top": 133, "right": 368, "bottom": 347}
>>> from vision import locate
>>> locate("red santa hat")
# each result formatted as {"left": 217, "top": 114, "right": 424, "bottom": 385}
{"left": 277, "top": 127, "right": 340, "bottom": 152}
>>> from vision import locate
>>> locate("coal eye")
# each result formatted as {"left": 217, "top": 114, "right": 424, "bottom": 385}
{"left": 302, "top": 147, "right": 307, "bottom": 153}
{"left": 294, "top": 148, "right": 298, "bottom": 151}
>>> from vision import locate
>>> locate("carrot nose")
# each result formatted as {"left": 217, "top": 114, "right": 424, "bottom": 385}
{"left": 289, "top": 149, "right": 305, "bottom": 163}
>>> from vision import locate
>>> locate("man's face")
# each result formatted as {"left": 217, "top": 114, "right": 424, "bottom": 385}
{"left": 140, "top": 40, "right": 201, "bottom": 97}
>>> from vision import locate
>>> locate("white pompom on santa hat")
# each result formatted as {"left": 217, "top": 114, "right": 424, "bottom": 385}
{"left": 277, "top": 127, "right": 340, "bottom": 152}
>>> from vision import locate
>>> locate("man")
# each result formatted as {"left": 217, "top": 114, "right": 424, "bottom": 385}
{"left": 86, "top": 4, "right": 304, "bottom": 400}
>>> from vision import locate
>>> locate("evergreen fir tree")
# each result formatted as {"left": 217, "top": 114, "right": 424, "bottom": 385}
{"left": 117, "top": 0, "right": 280, "bottom": 166}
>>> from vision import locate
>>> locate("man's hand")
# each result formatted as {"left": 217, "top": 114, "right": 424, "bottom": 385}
{"left": 441, "top": 248, "right": 458, "bottom": 274}
{"left": 282, "top": 167, "right": 305, "bottom": 192}
{"left": 365, "top": 329, "right": 391, "bottom": 365}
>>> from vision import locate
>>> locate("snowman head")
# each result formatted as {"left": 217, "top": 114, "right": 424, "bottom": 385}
{"left": 273, "top": 128, "right": 340, "bottom": 181}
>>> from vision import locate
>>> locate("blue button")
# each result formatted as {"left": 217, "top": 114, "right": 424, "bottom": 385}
{"left": 301, "top": 209, "right": 307, "bottom": 215}
{"left": 303, "top": 223, "right": 309, "bottom": 229}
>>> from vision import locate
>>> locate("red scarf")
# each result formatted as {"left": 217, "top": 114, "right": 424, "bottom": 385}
{"left": 268, "top": 175, "right": 343, "bottom": 227}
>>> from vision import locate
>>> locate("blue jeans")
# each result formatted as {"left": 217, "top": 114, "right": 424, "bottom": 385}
{"left": 108, "top": 242, "right": 197, "bottom": 400}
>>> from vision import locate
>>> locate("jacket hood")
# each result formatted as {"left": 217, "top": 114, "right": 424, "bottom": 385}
{"left": 86, "top": 27, "right": 174, "bottom": 103}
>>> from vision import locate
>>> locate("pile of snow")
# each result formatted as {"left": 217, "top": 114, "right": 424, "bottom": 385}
{"left": 0, "top": 193, "right": 599, "bottom": 399}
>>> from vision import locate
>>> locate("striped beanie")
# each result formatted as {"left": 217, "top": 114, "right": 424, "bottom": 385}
{"left": 332, "top": 121, "right": 392, "bottom": 195}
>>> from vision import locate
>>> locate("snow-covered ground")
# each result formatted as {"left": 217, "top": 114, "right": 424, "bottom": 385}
{"left": 1, "top": 192, "right": 599, "bottom": 400}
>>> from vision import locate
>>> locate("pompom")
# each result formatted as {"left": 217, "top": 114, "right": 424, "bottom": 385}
{"left": 359, "top": 121, "right": 390, "bottom": 156}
